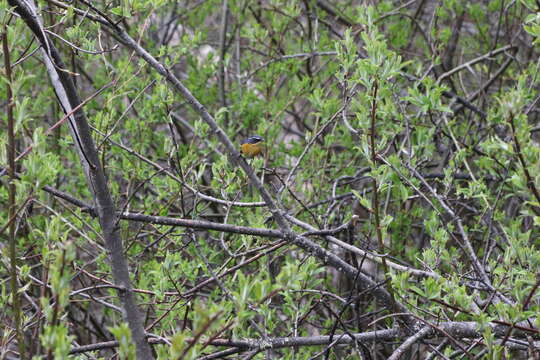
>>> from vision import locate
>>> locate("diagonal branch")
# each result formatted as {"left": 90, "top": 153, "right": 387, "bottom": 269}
{"left": 7, "top": 1, "right": 154, "bottom": 358}
{"left": 387, "top": 326, "right": 431, "bottom": 360}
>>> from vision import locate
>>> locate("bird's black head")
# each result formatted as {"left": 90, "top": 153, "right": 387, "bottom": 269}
{"left": 242, "top": 135, "right": 264, "bottom": 144}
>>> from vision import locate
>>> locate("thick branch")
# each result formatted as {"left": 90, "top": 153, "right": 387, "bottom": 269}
{"left": 70, "top": 321, "right": 538, "bottom": 355}
{"left": 7, "top": 1, "right": 154, "bottom": 358}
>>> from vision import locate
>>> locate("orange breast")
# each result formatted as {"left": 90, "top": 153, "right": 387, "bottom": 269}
{"left": 241, "top": 142, "right": 263, "bottom": 158}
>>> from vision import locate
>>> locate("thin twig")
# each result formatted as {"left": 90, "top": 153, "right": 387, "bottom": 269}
{"left": 437, "top": 45, "right": 515, "bottom": 82}
{"left": 3, "top": 24, "right": 25, "bottom": 359}
{"left": 508, "top": 113, "right": 540, "bottom": 214}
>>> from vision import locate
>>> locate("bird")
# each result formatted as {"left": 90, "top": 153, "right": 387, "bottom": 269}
{"left": 240, "top": 135, "right": 265, "bottom": 158}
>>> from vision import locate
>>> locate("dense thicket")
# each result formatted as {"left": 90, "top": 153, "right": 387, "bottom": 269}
{"left": 2, "top": 0, "right": 540, "bottom": 359}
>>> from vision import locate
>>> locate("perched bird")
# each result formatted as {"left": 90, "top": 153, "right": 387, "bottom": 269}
{"left": 240, "top": 135, "right": 265, "bottom": 158}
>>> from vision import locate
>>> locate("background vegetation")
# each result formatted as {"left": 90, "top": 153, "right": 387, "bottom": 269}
{"left": 2, "top": 0, "right": 540, "bottom": 358}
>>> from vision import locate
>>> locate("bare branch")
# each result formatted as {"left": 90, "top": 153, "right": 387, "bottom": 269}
{"left": 7, "top": 1, "right": 154, "bottom": 357}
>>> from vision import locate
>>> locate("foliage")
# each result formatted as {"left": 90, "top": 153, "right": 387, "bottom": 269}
{"left": 1, "top": 0, "right": 540, "bottom": 358}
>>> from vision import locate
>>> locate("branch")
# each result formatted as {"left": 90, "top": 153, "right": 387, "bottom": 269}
{"left": 69, "top": 321, "right": 540, "bottom": 355}
{"left": 7, "top": 176, "right": 284, "bottom": 238}
{"left": 2, "top": 23, "right": 25, "bottom": 358}
{"left": 286, "top": 214, "right": 438, "bottom": 278}
{"left": 438, "top": 45, "right": 516, "bottom": 82}
{"left": 7, "top": 1, "right": 154, "bottom": 358}
{"left": 387, "top": 326, "right": 431, "bottom": 360}
{"left": 70, "top": 328, "right": 400, "bottom": 354}
{"left": 218, "top": 0, "right": 228, "bottom": 117}
{"left": 508, "top": 113, "right": 540, "bottom": 215}
{"left": 120, "top": 212, "right": 282, "bottom": 237}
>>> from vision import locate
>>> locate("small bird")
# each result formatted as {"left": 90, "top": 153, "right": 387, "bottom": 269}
{"left": 240, "top": 135, "right": 265, "bottom": 158}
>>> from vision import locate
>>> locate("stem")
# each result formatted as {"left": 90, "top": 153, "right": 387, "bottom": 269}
{"left": 508, "top": 113, "right": 540, "bottom": 215}
{"left": 46, "top": 249, "right": 66, "bottom": 360}
{"left": 3, "top": 25, "right": 26, "bottom": 358}
{"left": 369, "top": 79, "right": 396, "bottom": 306}
{"left": 218, "top": 0, "right": 229, "bottom": 124}
{"left": 369, "top": 81, "right": 383, "bottom": 250}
